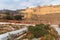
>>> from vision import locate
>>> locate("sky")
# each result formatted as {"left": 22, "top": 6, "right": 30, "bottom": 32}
{"left": 0, "top": 0, "right": 60, "bottom": 10}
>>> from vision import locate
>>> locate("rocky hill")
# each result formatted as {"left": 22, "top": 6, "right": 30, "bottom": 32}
{"left": 22, "top": 5, "right": 60, "bottom": 19}
{"left": 20, "top": 5, "right": 60, "bottom": 24}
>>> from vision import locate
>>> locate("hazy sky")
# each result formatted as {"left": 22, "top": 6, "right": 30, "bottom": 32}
{"left": 0, "top": 0, "right": 59, "bottom": 10}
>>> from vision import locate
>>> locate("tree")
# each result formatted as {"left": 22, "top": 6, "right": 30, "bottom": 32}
{"left": 4, "top": 15, "right": 13, "bottom": 20}
{"left": 28, "top": 24, "right": 58, "bottom": 40}
{"left": 14, "top": 15, "right": 23, "bottom": 20}
{"left": 28, "top": 24, "right": 50, "bottom": 38}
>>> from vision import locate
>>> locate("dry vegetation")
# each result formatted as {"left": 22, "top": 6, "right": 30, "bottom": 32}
{"left": 0, "top": 24, "right": 25, "bottom": 34}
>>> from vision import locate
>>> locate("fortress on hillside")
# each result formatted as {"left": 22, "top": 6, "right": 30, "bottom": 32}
{"left": 20, "top": 5, "right": 60, "bottom": 24}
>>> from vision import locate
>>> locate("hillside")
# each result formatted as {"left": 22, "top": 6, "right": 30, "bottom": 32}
{"left": 0, "top": 9, "right": 24, "bottom": 20}
{"left": 20, "top": 5, "right": 60, "bottom": 24}
{"left": 39, "top": 13, "right": 60, "bottom": 24}
{"left": 0, "top": 5, "right": 60, "bottom": 24}
{"left": 22, "top": 5, "right": 60, "bottom": 19}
